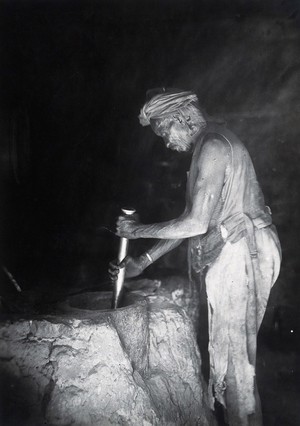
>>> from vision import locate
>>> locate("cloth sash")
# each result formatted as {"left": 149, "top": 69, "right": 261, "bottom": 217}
{"left": 189, "top": 210, "right": 272, "bottom": 274}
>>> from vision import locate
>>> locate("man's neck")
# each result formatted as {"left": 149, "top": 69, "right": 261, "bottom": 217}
{"left": 190, "top": 121, "right": 208, "bottom": 151}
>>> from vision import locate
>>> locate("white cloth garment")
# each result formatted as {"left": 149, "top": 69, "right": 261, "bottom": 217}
{"left": 205, "top": 225, "right": 281, "bottom": 425}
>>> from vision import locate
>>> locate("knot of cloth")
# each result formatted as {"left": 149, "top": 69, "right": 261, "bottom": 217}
{"left": 138, "top": 89, "right": 198, "bottom": 126}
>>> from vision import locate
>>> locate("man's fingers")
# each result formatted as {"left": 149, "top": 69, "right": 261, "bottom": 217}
{"left": 108, "top": 260, "right": 120, "bottom": 281}
{"left": 109, "top": 259, "right": 127, "bottom": 267}
{"left": 116, "top": 216, "right": 126, "bottom": 226}
{"left": 117, "top": 216, "right": 135, "bottom": 226}
{"left": 108, "top": 258, "right": 127, "bottom": 281}
{"left": 109, "top": 261, "right": 119, "bottom": 270}
{"left": 118, "top": 258, "right": 127, "bottom": 268}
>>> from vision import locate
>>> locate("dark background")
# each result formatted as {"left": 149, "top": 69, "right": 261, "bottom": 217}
{"left": 0, "top": 0, "right": 299, "bottom": 423}
{"left": 1, "top": 0, "right": 299, "bottom": 296}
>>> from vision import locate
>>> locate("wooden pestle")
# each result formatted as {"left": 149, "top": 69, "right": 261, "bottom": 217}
{"left": 112, "top": 207, "right": 136, "bottom": 309}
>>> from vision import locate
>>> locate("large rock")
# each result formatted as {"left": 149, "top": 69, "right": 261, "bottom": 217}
{"left": 0, "top": 278, "right": 215, "bottom": 425}
{"left": 147, "top": 300, "right": 211, "bottom": 425}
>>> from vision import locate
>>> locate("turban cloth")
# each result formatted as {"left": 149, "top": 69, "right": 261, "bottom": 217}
{"left": 138, "top": 89, "right": 198, "bottom": 126}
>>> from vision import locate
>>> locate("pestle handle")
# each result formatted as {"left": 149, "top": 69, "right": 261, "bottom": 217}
{"left": 121, "top": 207, "right": 136, "bottom": 216}
{"left": 117, "top": 208, "right": 136, "bottom": 262}
{"left": 112, "top": 207, "right": 136, "bottom": 309}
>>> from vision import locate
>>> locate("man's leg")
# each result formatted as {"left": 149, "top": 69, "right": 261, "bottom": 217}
{"left": 206, "top": 239, "right": 260, "bottom": 426}
{"left": 206, "top": 227, "right": 281, "bottom": 425}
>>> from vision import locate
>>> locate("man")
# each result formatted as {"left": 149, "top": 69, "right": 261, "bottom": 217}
{"left": 109, "top": 88, "right": 281, "bottom": 425}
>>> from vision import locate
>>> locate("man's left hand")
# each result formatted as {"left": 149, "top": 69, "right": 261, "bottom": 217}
{"left": 116, "top": 214, "right": 140, "bottom": 239}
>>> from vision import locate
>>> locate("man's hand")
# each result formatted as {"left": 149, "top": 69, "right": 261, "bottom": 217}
{"left": 108, "top": 255, "right": 148, "bottom": 281}
{"left": 116, "top": 214, "right": 141, "bottom": 239}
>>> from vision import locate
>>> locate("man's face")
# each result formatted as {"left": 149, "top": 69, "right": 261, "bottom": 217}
{"left": 150, "top": 115, "right": 194, "bottom": 152}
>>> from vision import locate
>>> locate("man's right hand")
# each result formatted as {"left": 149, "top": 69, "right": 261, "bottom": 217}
{"left": 108, "top": 255, "right": 148, "bottom": 281}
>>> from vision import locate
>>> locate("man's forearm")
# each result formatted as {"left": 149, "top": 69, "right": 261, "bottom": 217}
{"left": 134, "top": 215, "right": 206, "bottom": 240}
{"left": 147, "top": 238, "right": 183, "bottom": 262}
{"left": 138, "top": 238, "right": 183, "bottom": 269}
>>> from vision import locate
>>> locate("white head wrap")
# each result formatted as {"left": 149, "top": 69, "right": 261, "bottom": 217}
{"left": 138, "top": 89, "right": 198, "bottom": 126}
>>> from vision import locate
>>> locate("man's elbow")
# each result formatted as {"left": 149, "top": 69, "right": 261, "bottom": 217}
{"left": 186, "top": 216, "right": 208, "bottom": 236}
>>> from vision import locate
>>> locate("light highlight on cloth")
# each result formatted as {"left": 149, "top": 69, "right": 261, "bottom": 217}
{"left": 139, "top": 90, "right": 198, "bottom": 126}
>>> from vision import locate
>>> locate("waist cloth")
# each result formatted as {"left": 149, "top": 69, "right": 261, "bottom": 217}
{"left": 189, "top": 210, "right": 273, "bottom": 274}
{"left": 188, "top": 212, "right": 281, "bottom": 423}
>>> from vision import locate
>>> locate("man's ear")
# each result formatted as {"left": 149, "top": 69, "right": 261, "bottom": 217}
{"left": 188, "top": 124, "right": 198, "bottom": 136}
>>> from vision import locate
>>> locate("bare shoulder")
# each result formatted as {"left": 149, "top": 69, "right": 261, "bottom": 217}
{"left": 197, "top": 135, "right": 231, "bottom": 166}
{"left": 202, "top": 134, "right": 231, "bottom": 155}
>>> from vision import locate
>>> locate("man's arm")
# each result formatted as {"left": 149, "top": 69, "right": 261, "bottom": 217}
{"left": 109, "top": 239, "right": 184, "bottom": 280}
{"left": 117, "top": 138, "right": 230, "bottom": 239}
{"left": 145, "top": 238, "right": 183, "bottom": 262}
{"left": 133, "top": 239, "right": 183, "bottom": 272}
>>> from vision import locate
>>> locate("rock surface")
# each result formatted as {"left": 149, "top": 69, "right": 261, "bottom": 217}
{"left": 0, "top": 277, "right": 215, "bottom": 425}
